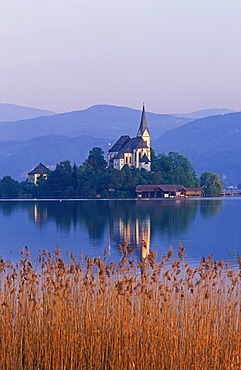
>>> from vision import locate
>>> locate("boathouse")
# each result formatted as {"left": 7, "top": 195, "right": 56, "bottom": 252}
{"left": 136, "top": 184, "right": 203, "bottom": 198}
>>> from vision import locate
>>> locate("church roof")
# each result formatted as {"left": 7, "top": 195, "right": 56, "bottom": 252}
{"left": 113, "top": 137, "right": 148, "bottom": 160}
{"left": 28, "top": 163, "right": 51, "bottom": 175}
{"left": 109, "top": 135, "right": 130, "bottom": 152}
{"left": 137, "top": 105, "right": 150, "bottom": 137}
{"left": 113, "top": 152, "right": 124, "bottom": 159}
{"left": 123, "top": 137, "right": 148, "bottom": 151}
{"left": 140, "top": 154, "right": 150, "bottom": 163}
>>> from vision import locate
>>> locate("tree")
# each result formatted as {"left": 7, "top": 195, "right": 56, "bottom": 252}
{"left": 0, "top": 176, "right": 19, "bottom": 198}
{"left": 72, "top": 163, "right": 78, "bottom": 193}
{"left": 150, "top": 148, "right": 159, "bottom": 172}
{"left": 78, "top": 163, "right": 98, "bottom": 198}
{"left": 153, "top": 152, "right": 199, "bottom": 187}
{"left": 200, "top": 172, "right": 223, "bottom": 196}
{"left": 41, "top": 160, "right": 75, "bottom": 197}
{"left": 109, "top": 169, "right": 124, "bottom": 194}
{"left": 86, "top": 147, "right": 107, "bottom": 171}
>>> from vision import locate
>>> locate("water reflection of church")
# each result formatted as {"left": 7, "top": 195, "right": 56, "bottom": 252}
{"left": 111, "top": 216, "right": 151, "bottom": 262}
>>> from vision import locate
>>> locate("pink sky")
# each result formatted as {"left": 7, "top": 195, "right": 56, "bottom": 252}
{"left": 1, "top": 0, "right": 241, "bottom": 114}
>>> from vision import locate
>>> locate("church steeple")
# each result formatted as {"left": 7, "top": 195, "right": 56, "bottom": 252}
{"left": 107, "top": 103, "right": 151, "bottom": 172}
{"left": 137, "top": 104, "right": 150, "bottom": 137}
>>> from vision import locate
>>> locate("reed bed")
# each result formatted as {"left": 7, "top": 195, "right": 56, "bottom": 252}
{"left": 0, "top": 244, "right": 241, "bottom": 369}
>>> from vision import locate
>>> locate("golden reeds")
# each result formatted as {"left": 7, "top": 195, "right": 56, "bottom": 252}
{"left": 0, "top": 245, "right": 241, "bottom": 369}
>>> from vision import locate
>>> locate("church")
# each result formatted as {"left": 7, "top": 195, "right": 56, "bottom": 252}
{"left": 107, "top": 105, "right": 151, "bottom": 171}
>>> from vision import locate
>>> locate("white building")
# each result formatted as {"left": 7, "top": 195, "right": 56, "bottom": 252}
{"left": 107, "top": 105, "right": 151, "bottom": 171}
{"left": 28, "top": 163, "right": 51, "bottom": 184}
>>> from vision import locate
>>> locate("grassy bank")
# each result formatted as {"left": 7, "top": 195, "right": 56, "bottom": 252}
{"left": 0, "top": 245, "right": 241, "bottom": 369}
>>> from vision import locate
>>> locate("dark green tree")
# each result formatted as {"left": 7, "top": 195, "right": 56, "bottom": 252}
{"left": 40, "top": 160, "right": 74, "bottom": 198}
{"left": 151, "top": 148, "right": 159, "bottom": 172}
{"left": 109, "top": 169, "right": 124, "bottom": 195}
{"left": 0, "top": 176, "right": 19, "bottom": 198}
{"left": 78, "top": 163, "right": 98, "bottom": 198}
{"left": 200, "top": 172, "right": 223, "bottom": 196}
{"left": 86, "top": 147, "right": 107, "bottom": 171}
{"left": 153, "top": 152, "right": 199, "bottom": 187}
{"left": 72, "top": 163, "right": 78, "bottom": 193}
{"left": 18, "top": 181, "right": 36, "bottom": 198}
{"left": 78, "top": 147, "right": 110, "bottom": 197}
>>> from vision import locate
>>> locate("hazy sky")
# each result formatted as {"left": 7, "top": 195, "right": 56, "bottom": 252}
{"left": 1, "top": 0, "right": 241, "bottom": 114}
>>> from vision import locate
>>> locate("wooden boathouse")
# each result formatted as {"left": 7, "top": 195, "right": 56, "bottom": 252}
{"left": 136, "top": 184, "right": 203, "bottom": 198}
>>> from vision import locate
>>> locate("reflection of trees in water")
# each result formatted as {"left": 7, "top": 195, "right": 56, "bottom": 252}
{"left": 75, "top": 201, "right": 109, "bottom": 240}
{"left": 29, "top": 201, "right": 109, "bottom": 240}
{"left": 0, "top": 199, "right": 223, "bottom": 256}
{"left": 153, "top": 200, "right": 199, "bottom": 237}
{"left": 107, "top": 200, "right": 198, "bottom": 238}
{"left": 40, "top": 201, "right": 109, "bottom": 240}
{"left": 107, "top": 200, "right": 199, "bottom": 260}
{"left": 0, "top": 201, "right": 25, "bottom": 216}
{"left": 199, "top": 200, "right": 223, "bottom": 218}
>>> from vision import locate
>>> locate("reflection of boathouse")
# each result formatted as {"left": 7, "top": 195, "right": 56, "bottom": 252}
{"left": 136, "top": 184, "right": 203, "bottom": 198}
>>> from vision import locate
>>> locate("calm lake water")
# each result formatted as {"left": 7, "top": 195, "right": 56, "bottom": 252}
{"left": 0, "top": 198, "right": 241, "bottom": 266}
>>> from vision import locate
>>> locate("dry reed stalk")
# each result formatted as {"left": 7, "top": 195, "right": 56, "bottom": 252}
{"left": 0, "top": 245, "right": 241, "bottom": 369}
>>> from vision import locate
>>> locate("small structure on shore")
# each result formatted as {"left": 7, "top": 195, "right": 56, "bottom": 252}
{"left": 136, "top": 184, "right": 203, "bottom": 198}
{"left": 27, "top": 163, "right": 51, "bottom": 184}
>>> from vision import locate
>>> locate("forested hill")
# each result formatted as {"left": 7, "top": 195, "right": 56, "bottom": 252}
{"left": 0, "top": 105, "right": 191, "bottom": 141}
{"left": 153, "top": 112, "right": 241, "bottom": 186}
{"left": 0, "top": 103, "right": 55, "bottom": 122}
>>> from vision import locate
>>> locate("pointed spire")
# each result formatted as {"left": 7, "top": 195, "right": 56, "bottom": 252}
{"left": 137, "top": 104, "right": 149, "bottom": 137}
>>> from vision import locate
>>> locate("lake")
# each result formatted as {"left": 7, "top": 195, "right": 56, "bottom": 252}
{"left": 0, "top": 198, "right": 241, "bottom": 266}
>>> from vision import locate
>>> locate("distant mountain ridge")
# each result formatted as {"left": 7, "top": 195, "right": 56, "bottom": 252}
{"left": 0, "top": 103, "right": 56, "bottom": 122}
{"left": 153, "top": 112, "right": 241, "bottom": 186}
{"left": 0, "top": 104, "right": 191, "bottom": 141}
{"left": 1, "top": 103, "right": 240, "bottom": 184}
{"left": 174, "top": 108, "right": 235, "bottom": 119}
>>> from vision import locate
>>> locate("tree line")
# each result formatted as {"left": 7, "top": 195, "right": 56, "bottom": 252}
{"left": 0, "top": 147, "right": 223, "bottom": 198}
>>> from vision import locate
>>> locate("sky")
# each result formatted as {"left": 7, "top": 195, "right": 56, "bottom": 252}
{"left": 1, "top": 0, "right": 241, "bottom": 114}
